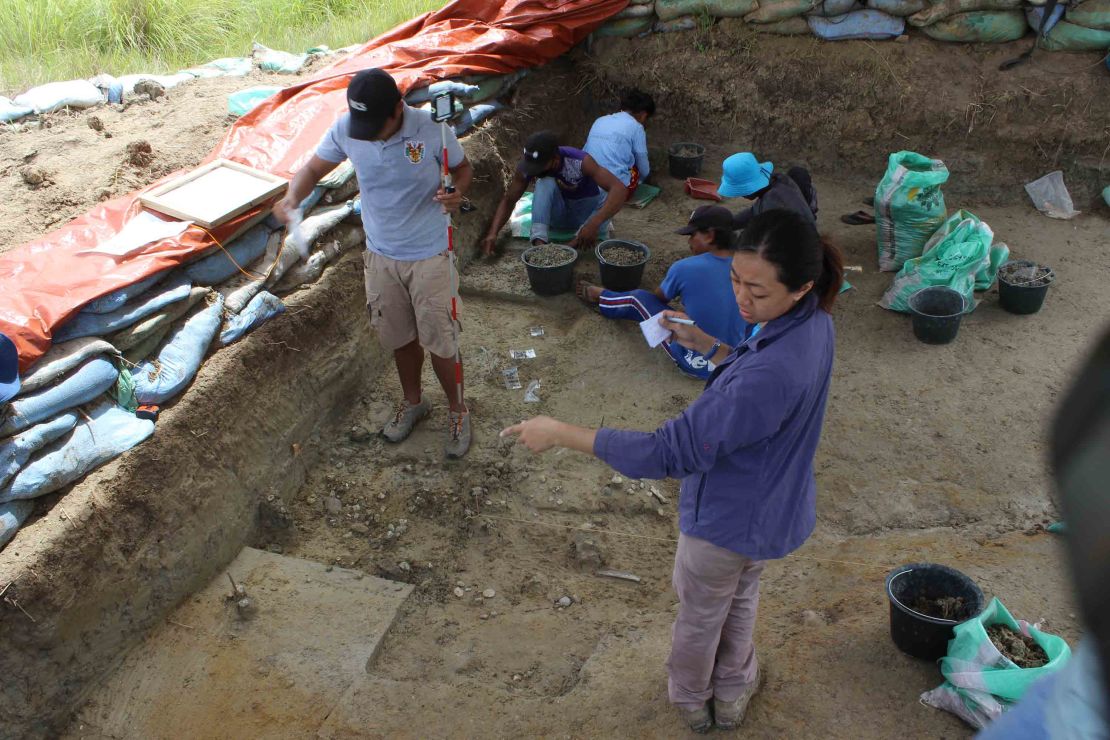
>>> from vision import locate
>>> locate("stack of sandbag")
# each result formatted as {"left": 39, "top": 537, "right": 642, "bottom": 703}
{"left": 808, "top": 0, "right": 906, "bottom": 39}
{"left": 904, "top": 0, "right": 1029, "bottom": 42}
{"left": 1028, "top": 0, "right": 1110, "bottom": 51}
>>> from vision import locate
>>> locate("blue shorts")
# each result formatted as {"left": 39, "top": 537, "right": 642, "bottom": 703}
{"left": 597, "top": 289, "right": 711, "bottom": 379}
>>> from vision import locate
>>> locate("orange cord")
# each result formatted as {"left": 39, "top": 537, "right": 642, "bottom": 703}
{"left": 195, "top": 225, "right": 286, "bottom": 282}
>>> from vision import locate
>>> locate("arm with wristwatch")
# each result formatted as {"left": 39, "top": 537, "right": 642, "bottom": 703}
{"left": 660, "top": 310, "right": 740, "bottom": 367}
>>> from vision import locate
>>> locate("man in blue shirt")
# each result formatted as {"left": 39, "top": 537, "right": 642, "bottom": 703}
{"left": 576, "top": 206, "right": 747, "bottom": 379}
{"left": 584, "top": 89, "right": 654, "bottom": 193}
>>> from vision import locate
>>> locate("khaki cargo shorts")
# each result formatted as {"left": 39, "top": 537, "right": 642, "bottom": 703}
{"left": 362, "top": 250, "right": 459, "bottom": 359}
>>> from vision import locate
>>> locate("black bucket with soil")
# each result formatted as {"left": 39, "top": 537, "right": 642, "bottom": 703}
{"left": 885, "top": 563, "right": 984, "bottom": 660}
{"left": 998, "top": 259, "right": 1055, "bottom": 315}
{"left": 522, "top": 244, "right": 577, "bottom": 296}
{"left": 668, "top": 142, "right": 705, "bottom": 178}
{"left": 596, "top": 240, "right": 650, "bottom": 292}
{"left": 907, "top": 286, "right": 966, "bottom": 345}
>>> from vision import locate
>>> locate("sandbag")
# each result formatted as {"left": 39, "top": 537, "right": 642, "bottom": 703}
{"left": 110, "top": 287, "right": 211, "bottom": 351}
{"left": 809, "top": 9, "right": 905, "bottom": 37}
{"left": 921, "top": 10, "right": 1028, "bottom": 41}
{"left": 867, "top": 0, "right": 926, "bottom": 16}
{"left": 81, "top": 269, "right": 170, "bottom": 314}
{"left": 123, "top": 323, "right": 173, "bottom": 366}
{"left": 0, "top": 357, "right": 118, "bottom": 437}
{"left": 319, "top": 160, "right": 356, "bottom": 189}
{"left": 1034, "top": 13, "right": 1110, "bottom": 49}
{"left": 0, "top": 96, "right": 33, "bottom": 123}
{"left": 200, "top": 57, "right": 253, "bottom": 76}
{"left": 875, "top": 151, "right": 948, "bottom": 272}
{"left": 54, "top": 274, "right": 192, "bottom": 342}
{"left": 0, "top": 403, "right": 154, "bottom": 504}
{"left": 1066, "top": 0, "right": 1110, "bottom": 30}
{"left": 657, "top": 0, "right": 758, "bottom": 19}
{"left": 19, "top": 338, "right": 116, "bottom": 395}
{"left": 405, "top": 79, "right": 483, "bottom": 105}
{"left": 751, "top": 15, "right": 815, "bottom": 30}
{"left": 14, "top": 80, "right": 104, "bottom": 114}
{"left": 808, "top": 0, "right": 863, "bottom": 16}
{"left": 0, "top": 413, "right": 79, "bottom": 489}
{"left": 219, "top": 292, "right": 286, "bottom": 345}
{"left": 909, "top": 0, "right": 1022, "bottom": 28}
{"left": 596, "top": 16, "right": 656, "bottom": 35}
{"left": 183, "top": 223, "right": 275, "bottom": 286}
{"left": 655, "top": 16, "right": 700, "bottom": 31}
{"left": 115, "top": 73, "right": 194, "bottom": 96}
{"left": 880, "top": 209, "right": 1009, "bottom": 313}
{"left": 616, "top": 3, "right": 657, "bottom": 17}
{"left": 0, "top": 500, "right": 34, "bottom": 549}
{"left": 228, "top": 85, "right": 282, "bottom": 116}
{"left": 746, "top": 0, "right": 822, "bottom": 22}
{"left": 133, "top": 294, "right": 224, "bottom": 405}
{"left": 252, "top": 43, "right": 308, "bottom": 73}
{"left": 921, "top": 598, "right": 1071, "bottom": 729}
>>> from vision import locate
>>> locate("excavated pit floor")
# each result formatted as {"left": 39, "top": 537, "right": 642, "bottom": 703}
{"left": 61, "top": 165, "right": 1106, "bottom": 738}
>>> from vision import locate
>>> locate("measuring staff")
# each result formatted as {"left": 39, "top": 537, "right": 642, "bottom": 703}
{"left": 503, "top": 209, "right": 845, "bottom": 733}
{"left": 274, "top": 68, "right": 474, "bottom": 458}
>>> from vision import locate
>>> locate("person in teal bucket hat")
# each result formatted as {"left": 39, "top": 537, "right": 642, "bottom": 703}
{"left": 0, "top": 332, "right": 21, "bottom": 403}
{"left": 719, "top": 152, "right": 818, "bottom": 230}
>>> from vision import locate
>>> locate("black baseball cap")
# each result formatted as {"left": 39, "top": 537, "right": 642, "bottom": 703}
{"left": 519, "top": 131, "right": 559, "bottom": 177}
{"left": 347, "top": 69, "right": 401, "bottom": 141}
{"left": 675, "top": 205, "right": 734, "bottom": 235}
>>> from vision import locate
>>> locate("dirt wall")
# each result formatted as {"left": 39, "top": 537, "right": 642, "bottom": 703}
{"left": 583, "top": 28, "right": 1110, "bottom": 205}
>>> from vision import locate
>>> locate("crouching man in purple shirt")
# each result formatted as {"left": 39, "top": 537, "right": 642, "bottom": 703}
{"left": 502, "top": 209, "right": 843, "bottom": 734}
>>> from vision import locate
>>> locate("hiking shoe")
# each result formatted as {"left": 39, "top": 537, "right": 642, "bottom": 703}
{"left": 444, "top": 409, "right": 471, "bottom": 459}
{"left": 678, "top": 705, "right": 712, "bottom": 734}
{"left": 382, "top": 398, "right": 430, "bottom": 443}
{"left": 713, "top": 668, "right": 762, "bottom": 730}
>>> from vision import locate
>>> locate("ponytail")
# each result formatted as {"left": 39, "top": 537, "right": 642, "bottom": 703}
{"left": 814, "top": 236, "right": 844, "bottom": 312}
{"left": 734, "top": 208, "right": 843, "bottom": 313}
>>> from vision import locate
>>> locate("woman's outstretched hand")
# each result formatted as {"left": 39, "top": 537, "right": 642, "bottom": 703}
{"left": 659, "top": 310, "right": 713, "bottom": 354}
{"left": 500, "top": 416, "right": 563, "bottom": 453}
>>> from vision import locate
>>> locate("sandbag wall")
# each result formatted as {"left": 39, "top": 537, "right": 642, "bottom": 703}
{"left": 598, "top": 0, "right": 1110, "bottom": 48}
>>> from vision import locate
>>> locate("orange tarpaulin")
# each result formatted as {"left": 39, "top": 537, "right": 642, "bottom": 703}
{"left": 0, "top": 0, "right": 627, "bottom": 371}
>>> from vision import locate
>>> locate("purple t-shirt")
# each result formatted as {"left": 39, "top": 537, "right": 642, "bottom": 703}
{"left": 517, "top": 146, "right": 601, "bottom": 200}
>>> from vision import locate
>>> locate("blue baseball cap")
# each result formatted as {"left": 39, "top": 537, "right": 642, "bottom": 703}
{"left": 0, "top": 332, "right": 20, "bottom": 403}
{"left": 719, "top": 153, "right": 773, "bottom": 199}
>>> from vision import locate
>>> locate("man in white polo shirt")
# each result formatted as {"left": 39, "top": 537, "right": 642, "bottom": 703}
{"left": 275, "top": 68, "right": 474, "bottom": 458}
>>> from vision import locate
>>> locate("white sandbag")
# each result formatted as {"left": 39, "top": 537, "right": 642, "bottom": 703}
{"left": 0, "top": 357, "right": 119, "bottom": 437}
{"left": 81, "top": 269, "right": 170, "bottom": 314}
{"left": 110, "top": 287, "right": 211, "bottom": 351}
{"left": 133, "top": 294, "right": 224, "bottom": 404}
{"left": 0, "top": 403, "right": 154, "bottom": 504}
{"left": 19, "top": 338, "right": 117, "bottom": 395}
{"left": 14, "top": 80, "right": 104, "bottom": 114}
{"left": 0, "top": 413, "right": 79, "bottom": 489}
{"left": 54, "top": 274, "right": 192, "bottom": 342}
{"left": 0, "top": 96, "right": 33, "bottom": 123}
{"left": 0, "top": 501, "right": 33, "bottom": 550}
{"left": 219, "top": 292, "right": 286, "bottom": 345}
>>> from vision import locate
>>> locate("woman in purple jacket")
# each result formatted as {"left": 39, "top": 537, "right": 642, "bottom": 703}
{"left": 502, "top": 209, "right": 843, "bottom": 733}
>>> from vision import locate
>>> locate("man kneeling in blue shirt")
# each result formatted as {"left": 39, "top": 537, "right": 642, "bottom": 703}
{"left": 576, "top": 206, "right": 748, "bottom": 380}
{"left": 584, "top": 89, "right": 654, "bottom": 194}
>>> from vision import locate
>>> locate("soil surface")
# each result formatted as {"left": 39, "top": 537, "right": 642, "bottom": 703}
{"left": 912, "top": 595, "right": 969, "bottom": 621}
{"left": 988, "top": 624, "right": 1049, "bottom": 668}
{"left": 0, "top": 30, "right": 1106, "bottom": 740}
{"left": 999, "top": 261, "right": 1055, "bottom": 288}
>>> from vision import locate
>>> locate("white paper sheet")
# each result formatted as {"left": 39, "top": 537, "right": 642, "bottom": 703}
{"left": 639, "top": 312, "right": 672, "bottom": 348}
{"left": 81, "top": 211, "right": 192, "bottom": 256}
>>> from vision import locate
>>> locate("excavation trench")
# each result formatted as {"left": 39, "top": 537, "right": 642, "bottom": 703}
{"left": 1, "top": 35, "right": 1107, "bottom": 738}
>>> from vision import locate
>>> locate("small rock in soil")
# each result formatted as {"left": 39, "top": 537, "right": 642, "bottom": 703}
{"left": 572, "top": 531, "right": 605, "bottom": 571}
{"left": 126, "top": 140, "right": 154, "bottom": 167}
{"left": 19, "top": 166, "right": 50, "bottom": 188}
{"left": 453, "top": 587, "right": 465, "bottom": 598}
{"left": 988, "top": 624, "right": 1049, "bottom": 668}
{"left": 556, "top": 596, "right": 573, "bottom": 608}
{"left": 87, "top": 116, "right": 104, "bottom": 132}
{"left": 324, "top": 496, "right": 342, "bottom": 515}
{"left": 348, "top": 424, "right": 372, "bottom": 442}
{"left": 482, "top": 588, "right": 496, "bottom": 599}
{"left": 133, "top": 79, "right": 165, "bottom": 101}
{"left": 350, "top": 523, "right": 370, "bottom": 535}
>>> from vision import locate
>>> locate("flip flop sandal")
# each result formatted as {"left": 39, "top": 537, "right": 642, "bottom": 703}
{"left": 575, "top": 278, "right": 602, "bottom": 314}
{"left": 840, "top": 210, "right": 876, "bottom": 226}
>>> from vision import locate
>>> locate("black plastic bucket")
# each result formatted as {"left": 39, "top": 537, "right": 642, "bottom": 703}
{"left": 521, "top": 244, "right": 577, "bottom": 296}
{"left": 886, "top": 563, "right": 984, "bottom": 660}
{"left": 596, "top": 240, "right": 650, "bottom": 292}
{"left": 998, "top": 260, "right": 1055, "bottom": 315}
{"left": 908, "top": 287, "right": 965, "bottom": 345}
{"left": 668, "top": 142, "right": 705, "bottom": 178}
